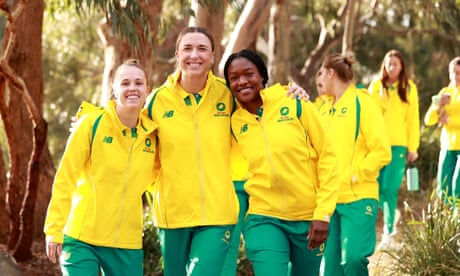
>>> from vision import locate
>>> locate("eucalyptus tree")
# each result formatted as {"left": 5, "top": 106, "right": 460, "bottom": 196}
{"left": 0, "top": 0, "right": 50, "bottom": 261}
{"left": 1, "top": 0, "right": 459, "bottom": 265}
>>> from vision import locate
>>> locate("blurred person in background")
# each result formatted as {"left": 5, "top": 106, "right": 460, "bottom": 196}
{"left": 368, "top": 49, "right": 420, "bottom": 249}
{"left": 424, "top": 56, "right": 460, "bottom": 210}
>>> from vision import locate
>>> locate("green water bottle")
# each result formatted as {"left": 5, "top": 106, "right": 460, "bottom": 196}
{"left": 406, "top": 162, "right": 419, "bottom": 191}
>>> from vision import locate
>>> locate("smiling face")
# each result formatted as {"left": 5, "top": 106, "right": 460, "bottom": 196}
{"left": 384, "top": 56, "right": 402, "bottom": 83}
{"left": 226, "top": 57, "right": 264, "bottom": 111}
{"left": 113, "top": 64, "right": 149, "bottom": 110}
{"left": 449, "top": 58, "right": 460, "bottom": 86}
{"left": 175, "top": 32, "right": 214, "bottom": 78}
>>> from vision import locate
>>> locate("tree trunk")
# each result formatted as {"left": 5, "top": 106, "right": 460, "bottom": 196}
{"left": 217, "top": 0, "right": 271, "bottom": 75}
{"left": 0, "top": 0, "right": 53, "bottom": 261}
{"left": 268, "top": 0, "right": 290, "bottom": 85}
{"left": 342, "top": 0, "right": 357, "bottom": 54}
{"left": 292, "top": 13, "right": 343, "bottom": 93}
{"left": 190, "top": 0, "right": 227, "bottom": 75}
{"left": 0, "top": 96, "right": 8, "bottom": 244}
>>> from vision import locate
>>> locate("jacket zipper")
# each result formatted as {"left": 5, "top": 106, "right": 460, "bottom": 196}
{"left": 259, "top": 117, "right": 287, "bottom": 214}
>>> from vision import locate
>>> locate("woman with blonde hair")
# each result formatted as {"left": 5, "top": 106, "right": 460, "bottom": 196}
{"left": 424, "top": 56, "right": 460, "bottom": 207}
{"left": 316, "top": 53, "right": 391, "bottom": 275}
{"left": 146, "top": 27, "right": 309, "bottom": 276}
{"left": 44, "top": 59, "right": 157, "bottom": 275}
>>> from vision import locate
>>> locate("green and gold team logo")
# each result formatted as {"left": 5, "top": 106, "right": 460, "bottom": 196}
{"left": 163, "top": 110, "right": 174, "bottom": 118}
{"left": 216, "top": 102, "right": 226, "bottom": 111}
{"left": 365, "top": 205, "right": 374, "bottom": 216}
{"left": 214, "top": 102, "right": 228, "bottom": 117}
{"left": 316, "top": 243, "right": 325, "bottom": 256}
{"left": 240, "top": 123, "right": 248, "bottom": 134}
{"left": 280, "top": 106, "right": 289, "bottom": 116}
{"left": 277, "top": 106, "right": 293, "bottom": 122}
{"left": 222, "top": 230, "right": 232, "bottom": 245}
{"left": 143, "top": 137, "right": 155, "bottom": 153}
{"left": 145, "top": 138, "right": 152, "bottom": 147}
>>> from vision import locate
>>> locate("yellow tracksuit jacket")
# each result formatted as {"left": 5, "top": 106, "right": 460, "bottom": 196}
{"left": 424, "top": 85, "right": 460, "bottom": 150}
{"left": 146, "top": 71, "right": 239, "bottom": 228}
{"left": 317, "top": 85, "right": 392, "bottom": 203}
{"left": 231, "top": 138, "right": 250, "bottom": 182}
{"left": 44, "top": 100, "right": 157, "bottom": 249}
{"left": 231, "top": 84, "right": 339, "bottom": 222}
{"left": 314, "top": 94, "right": 334, "bottom": 117}
{"left": 368, "top": 79, "right": 420, "bottom": 152}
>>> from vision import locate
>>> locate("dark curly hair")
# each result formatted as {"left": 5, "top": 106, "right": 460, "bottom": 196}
{"left": 223, "top": 49, "right": 269, "bottom": 88}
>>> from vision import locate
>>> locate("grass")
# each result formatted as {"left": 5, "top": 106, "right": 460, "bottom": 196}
{"left": 378, "top": 194, "right": 460, "bottom": 276}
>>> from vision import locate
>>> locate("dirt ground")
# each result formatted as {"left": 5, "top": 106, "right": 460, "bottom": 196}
{"left": 1, "top": 242, "right": 393, "bottom": 276}
{"left": 0, "top": 242, "right": 60, "bottom": 276}
{"left": 0, "top": 219, "right": 393, "bottom": 276}
{"left": 1, "top": 191, "right": 422, "bottom": 276}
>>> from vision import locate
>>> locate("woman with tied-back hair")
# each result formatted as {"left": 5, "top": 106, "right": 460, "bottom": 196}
{"left": 315, "top": 53, "right": 391, "bottom": 276}
{"left": 368, "top": 49, "right": 420, "bottom": 250}
{"left": 145, "top": 26, "right": 238, "bottom": 276}
{"left": 424, "top": 56, "right": 460, "bottom": 209}
{"left": 224, "top": 49, "right": 339, "bottom": 276}
{"left": 44, "top": 59, "right": 157, "bottom": 276}
{"left": 145, "top": 27, "right": 309, "bottom": 276}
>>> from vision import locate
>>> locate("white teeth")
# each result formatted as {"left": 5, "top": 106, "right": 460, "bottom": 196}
{"left": 239, "top": 88, "right": 251, "bottom": 93}
{"left": 127, "top": 95, "right": 139, "bottom": 99}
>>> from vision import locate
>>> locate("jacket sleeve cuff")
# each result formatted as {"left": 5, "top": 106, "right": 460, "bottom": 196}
{"left": 312, "top": 213, "right": 331, "bottom": 223}
{"left": 46, "top": 234, "right": 64, "bottom": 244}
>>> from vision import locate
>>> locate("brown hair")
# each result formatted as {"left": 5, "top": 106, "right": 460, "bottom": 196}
{"left": 175, "top": 26, "right": 215, "bottom": 51}
{"left": 322, "top": 52, "right": 355, "bottom": 83}
{"left": 379, "top": 49, "right": 409, "bottom": 103}
{"left": 114, "top": 59, "right": 148, "bottom": 88}
{"left": 448, "top": 56, "right": 460, "bottom": 86}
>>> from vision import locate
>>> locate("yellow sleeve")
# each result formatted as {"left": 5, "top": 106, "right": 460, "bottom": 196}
{"left": 424, "top": 88, "right": 447, "bottom": 126}
{"left": 367, "top": 80, "right": 386, "bottom": 114}
{"left": 355, "top": 95, "right": 392, "bottom": 182}
{"left": 407, "top": 81, "right": 420, "bottom": 152}
{"left": 44, "top": 115, "right": 93, "bottom": 243}
{"left": 299, "top": 101, "right": 339, "bottom": 222}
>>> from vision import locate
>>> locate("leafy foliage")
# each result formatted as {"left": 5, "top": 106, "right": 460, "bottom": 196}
{"left": 385, "top": 196, "right": 460, "bottom": 275}
{"left": 68, "top": 0, "right": 157, "bottom": 49}
{"left": 43, "top": 8, "right": 104, "bottom": 163}
{"left": 416, "top": 126, "right": 441, "bottom": 191}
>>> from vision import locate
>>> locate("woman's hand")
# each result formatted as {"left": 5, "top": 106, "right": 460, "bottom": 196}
{"left": 287, "top": 83, "right": 310, "bottom": 102}
{"left": 407, "top": 151, "right": 419, "bottom": 163}
{"left": 439, "top": 93, "right": 451, "bottom": 108}
{"left": 307, "top": 220, "right": 329, "bottom": 249}
{"left": 46, "top": 241, "right": 62, "bottom": 263}
{"left": 438, "top": 111, "right": 448, "bottom": 125}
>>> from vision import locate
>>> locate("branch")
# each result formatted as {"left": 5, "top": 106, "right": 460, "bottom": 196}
{"left": 359, "top": 0, "right": 379, "bottom": 22}
{"left": 0, "top": 0, "right": 41, "bottom": 124}
{"left": 1, "top": 1, "right": 26, "bottom": 61}
{"left": 0, "top": 62, "right": 42, "bottom": 122}
{"left": 315, "top": 14, "right": 327, "bottom": 44}
{"left": 365, "top": 23, "right": 460, "bottom": 44}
